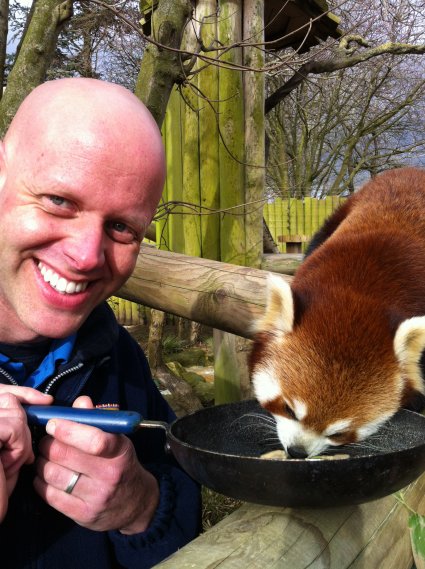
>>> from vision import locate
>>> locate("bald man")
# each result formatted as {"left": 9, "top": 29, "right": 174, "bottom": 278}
{"left": 0, "top": 79, "right": 200, "bottom": 569}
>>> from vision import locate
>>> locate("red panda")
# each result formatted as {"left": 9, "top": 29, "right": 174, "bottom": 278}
{"left": 249, "top": 167, "right": 425, "bottom": 458}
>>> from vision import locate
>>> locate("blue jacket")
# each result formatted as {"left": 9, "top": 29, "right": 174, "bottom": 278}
{"left": 0, "top": 303, "right": 202, "bottom": 569}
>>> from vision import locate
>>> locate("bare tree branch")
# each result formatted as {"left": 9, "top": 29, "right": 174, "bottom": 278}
{"left": 265, "top": 36, "right": 425, "bottom": 113}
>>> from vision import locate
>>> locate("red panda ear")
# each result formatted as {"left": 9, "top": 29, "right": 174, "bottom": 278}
{"left": 252, "top": 273, "right": 294, "bottom": 336}
{"left": 394, "top": 316, "right": 425, "bottom": 393}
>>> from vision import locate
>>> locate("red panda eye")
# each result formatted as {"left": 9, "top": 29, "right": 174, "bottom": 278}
{"left": 284, "top": 403, "right": 297, "bottom": 420}
{"left": 330, "top": 432, "right": 346, "bottom": 441}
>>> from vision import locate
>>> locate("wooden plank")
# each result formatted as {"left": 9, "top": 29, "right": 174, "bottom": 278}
{"left": 218, "top": 0, "right": 245, "bottom": 266}
{"left": 198, "top": 0, "right": 220, "bottom": 261}
{"left": 318, "top": 198, "right": 327, "bottom": 228}
{"left": 162, "top": 88, "right": 184, "bottom": 252}
{"left": 153, "top": 474, "right": 425, "bottom": 568}
{"left": 243, "top": 0, "right": 264, "bottom": 269}
{"left": 288, "top": 198, "right": 297, "bottom": 246}
{"left": 303, "top": 197, "right": 312, "bottom": 238}
{"left": 118, "top": 244, "right": 288, "bottom": 338}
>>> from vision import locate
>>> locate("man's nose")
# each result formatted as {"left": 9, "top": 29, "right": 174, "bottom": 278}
{"left": 64, "top": 223, "right": 106, "bottom": 271}
{"left": 287, "top": 445, "right": 309, "bottom": 459}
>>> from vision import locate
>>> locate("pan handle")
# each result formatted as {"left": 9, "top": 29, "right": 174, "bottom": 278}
{"left": 24, "top": 405, "right": 149, "bottom": 434}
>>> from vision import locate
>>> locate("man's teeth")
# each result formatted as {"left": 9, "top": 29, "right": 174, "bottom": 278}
{"left": 38, "top": 263, "right": 88, "bottom": 294}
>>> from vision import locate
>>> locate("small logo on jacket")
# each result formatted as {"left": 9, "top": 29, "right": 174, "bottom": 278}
{"left": 95, "top": 403, "right": 120, "bottom": 411}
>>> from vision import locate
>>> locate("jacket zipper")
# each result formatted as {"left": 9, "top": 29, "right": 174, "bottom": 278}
{"left": 43, "top": 362, "right": 84, "bottom": 394}
{"left": 0, "top": 367, "right": 18, "bottom": 385}
{"left": 0, "top": 362, "right": 84, "bottom": 394}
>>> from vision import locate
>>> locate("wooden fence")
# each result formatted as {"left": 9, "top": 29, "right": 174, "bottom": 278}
{"left": 264, "top": 196, "right": 346, "bottom": 253}
{"left": 111, "top": 197, "right": 345, "bottom": 325}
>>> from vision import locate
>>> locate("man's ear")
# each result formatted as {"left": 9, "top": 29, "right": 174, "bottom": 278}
{"left": 394, "top": 316, "right": 425, "bottom": 393}
{"left": 252, "top": 273, "right": 294, "bottom": 337}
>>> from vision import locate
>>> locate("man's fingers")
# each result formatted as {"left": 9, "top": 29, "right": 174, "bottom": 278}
{"left": 44, "top": 419, "right": 125, "bottom": 459}
{"left": 72, "top": 396, "right": 95, "bottom": 409}
{"left": 0, "top": 386, "right": 53, "bottom": 406}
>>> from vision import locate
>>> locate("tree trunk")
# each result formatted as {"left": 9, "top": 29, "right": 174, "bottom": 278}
{"left": 189, "top": 321, "right": 201, "bottom": 345}
{"left": 0, "top": 0, "right": 73, "bottom": 135}
{"left": 154, "top": 366, "right": 204, "bottom": 415}
{"left": 135, "top": 0, "right": 192, "bottom": 127}
{"left": 146, "top": 308, "right": 165, "bottom": 369}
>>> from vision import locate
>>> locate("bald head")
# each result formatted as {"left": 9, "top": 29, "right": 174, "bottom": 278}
{"left": 0, "top": 79, "right": 166, "bottom": 342}
{"left": 3, "top": 78, "right": 165, "bottom": 220}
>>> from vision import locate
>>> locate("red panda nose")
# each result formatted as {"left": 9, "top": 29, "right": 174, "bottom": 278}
{"left": 287, "top": 446, "right": 309, "bottom": 459}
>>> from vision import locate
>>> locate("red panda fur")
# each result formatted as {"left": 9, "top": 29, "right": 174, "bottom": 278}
{"left": 250, "top": 167, "right": 425, "bottom": 453}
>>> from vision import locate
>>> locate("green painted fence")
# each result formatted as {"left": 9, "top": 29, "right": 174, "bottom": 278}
{"left": 264, "top": 196, "right": 346, "bottom": 253}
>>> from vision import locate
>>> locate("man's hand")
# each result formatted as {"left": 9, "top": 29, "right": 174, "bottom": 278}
{"left": 34, "top": 396, "right": 160, "bottom": 534}
{"left": 0, "top": 386, "right": 53, "bottom": 521}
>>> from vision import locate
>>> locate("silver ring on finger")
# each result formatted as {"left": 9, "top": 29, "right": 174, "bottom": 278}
{"left": 64, "top": 471, "right": 81, "bottom": 495}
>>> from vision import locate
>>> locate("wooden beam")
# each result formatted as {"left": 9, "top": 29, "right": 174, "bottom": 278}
{"left": 117, "top": 244, "right": 292, "bottom": 338}
{"left": 153, "top": 473, "right": 425, "bottom": 568}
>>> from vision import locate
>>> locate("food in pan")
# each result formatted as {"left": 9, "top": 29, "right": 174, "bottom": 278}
{"left": 260, "top": 450, "right": 350, "bottom": 460}
{"left": 260, "top": 449, "right": 288, "bottom": 460}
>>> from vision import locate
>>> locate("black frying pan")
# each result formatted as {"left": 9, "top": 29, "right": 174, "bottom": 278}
{"left": 24, "top": 400, "right": 425, "bottom": 508}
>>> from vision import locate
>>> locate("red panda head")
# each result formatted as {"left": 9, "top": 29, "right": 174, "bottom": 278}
{"left": 250, "top": 274, "right": 425, "bottom": 458}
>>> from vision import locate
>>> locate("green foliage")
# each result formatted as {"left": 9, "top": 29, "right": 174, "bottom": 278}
{"left": 409, "top": 513, "right": 425, "bottom": 563}
{"left": 161, "top": 334, "right": 186, "bottom": 354}
{"left": 396, "top": 491, "right": 425, "bottom": 568}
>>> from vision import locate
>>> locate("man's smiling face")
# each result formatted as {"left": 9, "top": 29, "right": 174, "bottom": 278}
{"left": 0, "top": 79, "right": 165, "bottom": 343}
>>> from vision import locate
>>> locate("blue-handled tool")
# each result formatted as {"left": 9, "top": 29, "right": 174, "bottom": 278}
{"left": 24, "top": 405, "right": 168, "bottom": 434}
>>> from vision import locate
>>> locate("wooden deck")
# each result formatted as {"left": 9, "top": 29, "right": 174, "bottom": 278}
{"left": 153, "top": 474, "right": 425, "bottom": 568}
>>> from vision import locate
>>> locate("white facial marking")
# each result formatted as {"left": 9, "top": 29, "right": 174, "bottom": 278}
{"left": 357, "top": 413, "right": 393, "bottom": 441}
{"left": 323, "top": 419, "right": 352, "bottom": 438}
{"left": 252, "top": 367, "right": 281, "bottom": 404}
{"left": 38, "top": 262, "right": 88, "bottom": 295}
{"left": 292, "top": 398, "right": 307, "bottom": 420}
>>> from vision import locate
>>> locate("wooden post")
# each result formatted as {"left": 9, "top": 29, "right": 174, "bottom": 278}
{"left": 214, "top": 0, "right": 247, "bottom": 403}
{"left": 218, "top": 0, "right": 245, "bottom": 266}
{"left": 161, "top": 89, "right": 184, "bottom": 252}
{"left": 198, "top": 0, "right": 220, "bottom": 261}
{"left": 181, "top": 13, "right": 202, "bottom": 258}
{"left": 243, "top": 0, "right": 264, "bottom": 270}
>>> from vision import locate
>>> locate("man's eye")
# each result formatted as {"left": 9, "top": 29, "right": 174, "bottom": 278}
{"left": 112, "top": 222, "right": 128, "bottom": 233}
{"left": 48, "top": 195, "right": 67, "bottom": 206}
{"left": 106, "top": 221, "right": 138, "bottom": 244}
